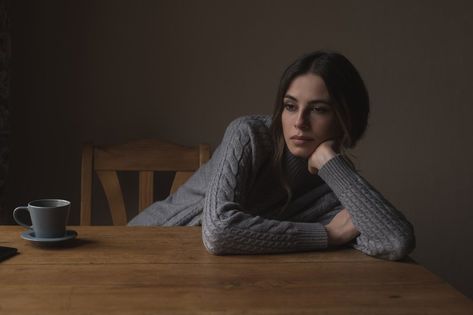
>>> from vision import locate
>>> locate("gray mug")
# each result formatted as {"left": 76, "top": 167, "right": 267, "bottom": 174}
{"left": 13, "top": 199, "right": 71, "bottom": 238}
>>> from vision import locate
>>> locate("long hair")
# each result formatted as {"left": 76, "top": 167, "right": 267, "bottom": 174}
{"left": 269, "top": 50, "right": 370, "bottom": 210}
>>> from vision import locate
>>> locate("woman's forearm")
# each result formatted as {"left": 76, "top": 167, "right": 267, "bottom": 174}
{"left": 317, "top": 154, "right": 416, "bottom": 260}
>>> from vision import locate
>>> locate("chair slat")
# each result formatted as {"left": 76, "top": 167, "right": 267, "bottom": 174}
{"left": 170, "top": 171, "right": 193, "bottom": 195}
{"left": 96, "top": 171, "right": 128, "bottom": 226}
{"left": 138, "top": 171, "right": 154, "bottom": 212}
{"left": 199, "top": 144, "right": 210, "bottom": 165}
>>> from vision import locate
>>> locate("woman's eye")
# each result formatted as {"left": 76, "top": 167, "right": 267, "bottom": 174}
{"left": 311, "top": 106, "right": 328, "bottom": 113}
{"left": 284, "top": 103, "right": 297, "bottom": 111}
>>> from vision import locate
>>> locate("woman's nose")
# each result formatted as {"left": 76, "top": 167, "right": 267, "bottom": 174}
{"left": 294, "top": 112, "right": 310, "bottom": 130}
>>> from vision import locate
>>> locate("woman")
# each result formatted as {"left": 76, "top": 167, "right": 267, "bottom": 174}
{"left": 128, "top": 50, "right": 415, "bottom": 261}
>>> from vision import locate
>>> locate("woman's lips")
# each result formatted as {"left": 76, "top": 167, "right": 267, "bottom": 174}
{"left": 290, "top": 135, "right": 314, "bottom": 145}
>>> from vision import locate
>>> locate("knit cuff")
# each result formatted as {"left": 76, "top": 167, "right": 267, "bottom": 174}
{"left": 294, "top": 222, "right": 328, "bottom": 250}
{"left": 317, "top": 154, "right": 358, "bottom": 198}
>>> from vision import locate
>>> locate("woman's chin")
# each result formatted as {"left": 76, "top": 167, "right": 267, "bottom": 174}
{"left": 287, "top": 146, "right": 313, "bottom": 159}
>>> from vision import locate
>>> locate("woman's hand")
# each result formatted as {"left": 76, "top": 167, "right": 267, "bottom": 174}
{"left": 308, "top": 140, "right": 339, "bottom": 174}
{"left": 324, "top": 209, "right": 360, "bottom": 246}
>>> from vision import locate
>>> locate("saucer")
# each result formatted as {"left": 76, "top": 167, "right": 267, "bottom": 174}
{"left": 20, "top": 230, "right": 78, "bottom": 246}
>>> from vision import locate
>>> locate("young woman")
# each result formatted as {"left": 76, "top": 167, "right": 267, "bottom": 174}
{"left": 128, "top": 50, "right": 415, "bottom": 261}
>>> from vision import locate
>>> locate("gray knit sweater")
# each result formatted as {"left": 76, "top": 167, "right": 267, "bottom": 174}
{"left": 128, "top": 115, "right": 415, "bottom": 260}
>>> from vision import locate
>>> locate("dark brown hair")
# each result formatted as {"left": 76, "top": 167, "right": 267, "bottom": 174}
{"left": 269, "top": 50, "right": 370, "bottom": 208}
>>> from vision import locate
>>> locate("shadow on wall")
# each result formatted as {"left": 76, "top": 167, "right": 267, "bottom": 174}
{"left": 0, "top": 0, "right": 10, "bottom": 224}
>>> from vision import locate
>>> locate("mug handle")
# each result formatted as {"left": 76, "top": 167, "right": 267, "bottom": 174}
{"left": 13, "top": 207, "right": 32, "bottom": 229}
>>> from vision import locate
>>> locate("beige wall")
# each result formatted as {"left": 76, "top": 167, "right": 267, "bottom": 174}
{"left": 5, "top": 0, "right": 473, "bottom": 298}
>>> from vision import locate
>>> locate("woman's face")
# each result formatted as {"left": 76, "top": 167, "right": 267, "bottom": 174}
{"left": 282, "top": 73, "right": 340, "bottom": 159}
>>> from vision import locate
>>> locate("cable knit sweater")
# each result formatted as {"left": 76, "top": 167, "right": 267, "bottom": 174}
{"left": 128, "top": 115, "right": 415, "bottom": 260}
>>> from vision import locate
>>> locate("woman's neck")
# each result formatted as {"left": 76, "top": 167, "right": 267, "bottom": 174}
{"left": 282, "top": 146, "right": 324, "bottom": 195}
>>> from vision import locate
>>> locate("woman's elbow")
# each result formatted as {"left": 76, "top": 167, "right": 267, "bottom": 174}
{"left": 386, "top": 229, "right": 416, "bottom": 261}
{"left": 202, "top": 227, "right": 228, "bottom": 256}
{"left": 357, "top": 227, "right": 416, "bottom": 261}
{"left": 203, "top": 239, "right": 226, "bottom": 256}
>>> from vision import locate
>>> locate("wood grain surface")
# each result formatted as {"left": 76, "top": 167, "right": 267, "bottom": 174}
{"left": 0, "top": 226, "right": 471, "bottom": 314}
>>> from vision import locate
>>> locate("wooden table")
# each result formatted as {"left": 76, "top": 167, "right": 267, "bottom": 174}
{"left": 0, "top": 226, "right": 471, "bottom": 314}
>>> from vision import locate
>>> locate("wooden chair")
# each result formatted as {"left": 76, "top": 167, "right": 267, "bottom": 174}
{"left": 80, "top": 139, "right": 210, "bottom": 225}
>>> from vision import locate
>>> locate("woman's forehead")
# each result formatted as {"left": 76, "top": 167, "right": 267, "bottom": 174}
{"left": 285, "top": 74, "right": 330, "bottom": 101}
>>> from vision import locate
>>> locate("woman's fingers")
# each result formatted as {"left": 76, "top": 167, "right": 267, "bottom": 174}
{"left": 307, "top": 140, "right": 338, "bottom": 172}
{"left": 325, "top": 209, "right": 360, "bottom": 246}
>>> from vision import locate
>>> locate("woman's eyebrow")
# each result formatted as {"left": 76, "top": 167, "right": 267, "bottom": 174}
{"left": 284, "top": 94, "right": 331, "bottom": 105}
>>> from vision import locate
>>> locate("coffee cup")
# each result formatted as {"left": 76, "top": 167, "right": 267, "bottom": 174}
{"left": 13, "top": 199, "right": 71, "bottom": 238}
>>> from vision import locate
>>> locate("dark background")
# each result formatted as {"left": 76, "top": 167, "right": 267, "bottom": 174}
{"left": 4, "top": 0, "right": 473, "bottom": 299}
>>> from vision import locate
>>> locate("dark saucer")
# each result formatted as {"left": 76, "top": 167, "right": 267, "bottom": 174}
{"left": 20, "top": 230, "right": 78, "bottom": 246}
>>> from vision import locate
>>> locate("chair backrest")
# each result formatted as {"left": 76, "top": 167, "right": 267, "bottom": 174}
{"left": 80, "top": 139, "right": 210, "bottom": 225}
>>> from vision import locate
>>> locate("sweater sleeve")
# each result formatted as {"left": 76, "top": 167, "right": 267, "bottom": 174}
{"left": 202, "top": 116, "right": 329, "bottom": 255}
{"left": 317, "top": 155, "right": 416, "bottom": 260}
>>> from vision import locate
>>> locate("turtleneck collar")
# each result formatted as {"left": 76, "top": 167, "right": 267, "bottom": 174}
{"left": 282, "top": 145, "right": 324, "bottom": 196}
